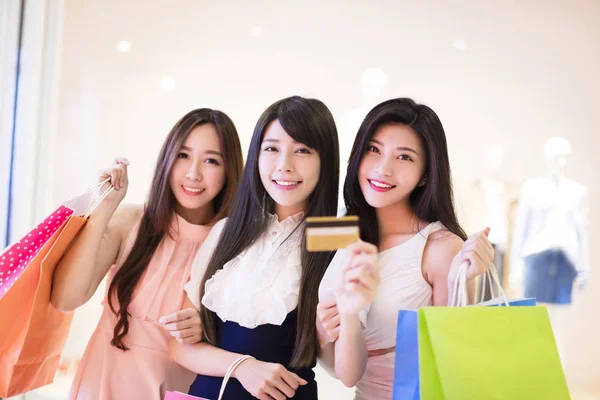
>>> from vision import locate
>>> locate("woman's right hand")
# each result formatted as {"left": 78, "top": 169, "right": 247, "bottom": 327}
{"left": 98, "top": 157, "right": 130, "bottom": 205}
{"left": 234, "top": 358, "right": 307, "bottom": 400}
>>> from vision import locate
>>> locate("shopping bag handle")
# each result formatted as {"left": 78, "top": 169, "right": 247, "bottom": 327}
{"left": 450, "top": 262, "right": 509, "bottom": 307}
{"left": 82, "top": 178, "right": 115, "bottom": 219}
{"left": 479, "top": 262, "right": 507, "bottom": 304}
{"left": 450, "top": 262, "right": 469, "bottom": 307}
{"left": 480, "top": 264, "right": 496, "bottom": 302}
{"left": 217, "top": 355, "right": 255, "bottom": 400}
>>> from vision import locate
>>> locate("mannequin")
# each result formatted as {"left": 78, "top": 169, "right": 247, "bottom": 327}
{"left": 510, "top": 137, "right": 589, "bottom": 362}
{"left": 510, "top": 137, "right": 590, "bottom": 300}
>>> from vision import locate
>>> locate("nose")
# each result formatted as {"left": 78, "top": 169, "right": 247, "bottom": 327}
{"left": 185, "top": 161, "right": 203, "bottom": 181}
{"left": 276, "top": 151, "right": 294, "bottom": 173}
{"left": 374, "top": 157, "right": 393, "bottom": 177}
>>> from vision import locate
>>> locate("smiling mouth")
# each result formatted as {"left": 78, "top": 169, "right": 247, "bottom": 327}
{"left": 182, "top": 185, "right": 206, "bottom": 195}
{"left": 368, "top": 179, "right": 396, "bottom": 191}
{"left": 273, "top": 180, "right": 302, "bottom": 189}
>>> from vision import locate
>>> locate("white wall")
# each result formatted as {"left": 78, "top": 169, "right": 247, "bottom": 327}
{"left": 12, "top": 0, "right": 600, "bottom": 398}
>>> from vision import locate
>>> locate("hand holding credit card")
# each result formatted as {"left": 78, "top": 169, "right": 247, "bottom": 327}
{"left": 306, "top": 216, "right": 359, "bottom": 252}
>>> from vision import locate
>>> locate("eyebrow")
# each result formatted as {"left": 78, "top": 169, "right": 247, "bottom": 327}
{"left": 262, "top": 138, "right": 301, "bottom": 145}
{"left": 370, "top": 138, "right": 419, "bottom": 155}
{"left": 181, "top": 145, "right": 222, "bottom": 157}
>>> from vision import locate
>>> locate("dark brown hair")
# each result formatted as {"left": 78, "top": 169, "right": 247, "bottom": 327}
{"left": 344, "top": 98, "right": 467, "bottom": 245}
{"left": 108, "top": 108, "right": 243, "bottom": 350}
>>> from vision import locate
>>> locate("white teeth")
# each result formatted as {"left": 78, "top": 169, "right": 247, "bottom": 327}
{"left": 183, "top": 186, "right": 205, "bottom": 193}
{"left": 370, "top": 180, "right": 393, "bottom": 189}
{"left": 274, "top": 180, "right": 300, "bottom": 186}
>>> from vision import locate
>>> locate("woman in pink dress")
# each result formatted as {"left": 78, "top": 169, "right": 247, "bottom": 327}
{"left": 50, "top": 108, "right": 243, "bottom": 399}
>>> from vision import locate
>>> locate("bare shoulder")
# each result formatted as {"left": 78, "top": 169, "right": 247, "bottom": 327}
{"left": 425, "top": 229, "right": 464, "bottom": 260}
{"left": 428, "top": 228, "right": 463, "bottom": 245}
{"left": 422, "top": 229, "right": 464, "bottom": 283}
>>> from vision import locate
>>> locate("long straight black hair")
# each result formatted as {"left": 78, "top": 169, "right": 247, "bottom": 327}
{"left": 199, "top": 96, "right": 340, "bottom": 368}
{"left": 344, "top": 98, "right": 466, "bottom": 246}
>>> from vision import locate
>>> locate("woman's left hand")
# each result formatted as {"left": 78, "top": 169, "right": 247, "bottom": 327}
{"left": 449, "top": 227, "right": 494, "bottom": 283}
{"left": 159, "top": 308, "right": 203, "bottom": 344}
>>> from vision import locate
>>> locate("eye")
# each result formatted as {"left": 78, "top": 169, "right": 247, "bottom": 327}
{"left": 177, "top": 152, "right": 190, "bottom": 159}
{"left": 398, "top": 154, "right": 413, "bottom": 162}
{"left": 205, "top": 158, "right": 221, "bottom": 166}
{"left": 366, "top": 145, "right": 380, "bottom": 154}
{"left": 263, "top": 146, "right": 278, "bottom": 152}
{"left": 295, "top": 147, "right": 312, "bottom": 154}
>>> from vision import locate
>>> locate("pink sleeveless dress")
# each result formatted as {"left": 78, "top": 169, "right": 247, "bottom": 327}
{"left": 68, "top": 214, "right": 211, "bottom": 399}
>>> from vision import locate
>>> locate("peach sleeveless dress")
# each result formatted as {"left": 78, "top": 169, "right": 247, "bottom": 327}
{"left": 68, "top": 214, "right": 211, "bottom": 399}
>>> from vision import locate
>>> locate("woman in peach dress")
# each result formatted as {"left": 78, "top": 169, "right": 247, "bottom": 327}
{"left": 50, "top": 108, "right": 243, "bottom": 399}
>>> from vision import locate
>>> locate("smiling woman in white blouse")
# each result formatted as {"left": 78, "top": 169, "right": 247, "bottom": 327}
{"left": 169, "top": 96, "right": 340, "bottom": 400}
{"left": 317, "top": 98, "right": 495, "bottom": 400}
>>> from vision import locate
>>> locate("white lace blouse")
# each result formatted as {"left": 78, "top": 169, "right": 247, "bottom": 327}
{"left": 184, "top": 212, "right": 305, "bottom": 329}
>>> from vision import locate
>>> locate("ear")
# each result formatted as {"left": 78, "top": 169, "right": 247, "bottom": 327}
{"left": 418, "top": 175, "right": 427, "bottom": 187}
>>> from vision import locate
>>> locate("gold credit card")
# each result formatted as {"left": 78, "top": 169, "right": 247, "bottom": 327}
{"left": 306, "top": 216, "right": 360, "bottom": 252}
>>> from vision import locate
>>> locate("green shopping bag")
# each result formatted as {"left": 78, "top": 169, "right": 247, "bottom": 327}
{"left": 418, "top": 263, "right": 570, "bottom": 400}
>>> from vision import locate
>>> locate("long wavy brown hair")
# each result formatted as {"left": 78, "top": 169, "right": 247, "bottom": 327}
{"left": 107, "top": 108, "right": 243, "bottom": 350}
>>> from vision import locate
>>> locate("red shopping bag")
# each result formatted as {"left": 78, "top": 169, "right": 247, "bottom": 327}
{"left": 0, "top": 205, "right": 73, "bottom": 299}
